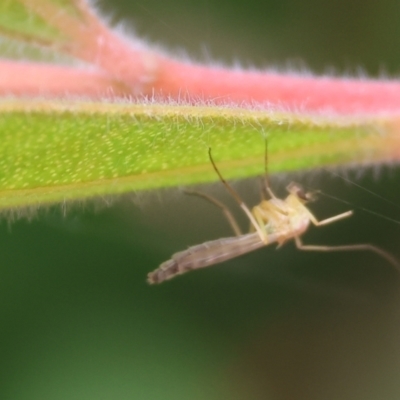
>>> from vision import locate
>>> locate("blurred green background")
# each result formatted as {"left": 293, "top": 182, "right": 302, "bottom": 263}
{"left": 2, "top": 0, "right": 400, "bottom": 399}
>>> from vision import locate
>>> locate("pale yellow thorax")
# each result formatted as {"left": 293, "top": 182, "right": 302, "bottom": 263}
{"left": 251, "top": 192, "right": 311, "bottom": 245}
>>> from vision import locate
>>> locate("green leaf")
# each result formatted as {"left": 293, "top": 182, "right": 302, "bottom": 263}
{"left": 0, "top": 1, "right": 59, "bottom": 40}
{"left": 0, "top": 99, "right": 393, "bottom": 211}
{"left": 0, "top": 0, "right": 73, "bottom": 43}
{"left": 0, "top": 0, "right": 84, "bottom": 62}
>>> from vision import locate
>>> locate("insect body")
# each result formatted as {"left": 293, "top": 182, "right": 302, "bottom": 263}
{"left": 147, "top": 148, "right": 399, "bottom": 284}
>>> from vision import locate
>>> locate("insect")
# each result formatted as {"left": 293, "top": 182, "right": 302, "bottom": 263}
{"left": 147, "top": 145, "right": 399, "bottom": 284}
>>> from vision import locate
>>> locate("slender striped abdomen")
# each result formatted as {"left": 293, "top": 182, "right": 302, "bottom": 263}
{"left": 148, "top": 232, "right": 278, "bottom": 284}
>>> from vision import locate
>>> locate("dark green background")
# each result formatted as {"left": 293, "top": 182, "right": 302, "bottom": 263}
{"left": 2, "top": 1, "right": 400, "bottom": 399}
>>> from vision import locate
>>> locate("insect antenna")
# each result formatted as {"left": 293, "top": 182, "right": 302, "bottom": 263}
{"left": 314, "top": 189, "right": 400, "bottom": 226}
{"left": 325, "top": 169, "right": 400, "bottom": 211}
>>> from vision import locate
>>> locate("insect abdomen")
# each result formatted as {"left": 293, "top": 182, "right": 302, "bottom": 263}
{"left": 147, "top": 232, "right": 275, "bottom": 284}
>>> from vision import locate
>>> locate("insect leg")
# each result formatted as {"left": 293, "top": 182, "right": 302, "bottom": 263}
{"left": 307, "top": 209, "right": 354, "bottom": 226}
{"left": 251, "top": 206, "right": 269, "bottom": 237}
{"left": 294, "top": 237, "right": 400, "bottom": 270}
{"left": 262, "top": 136, "right": 278, "bottom": 200}
{"left": 208, "top": 147, "right": 267, "bottom": 242}
{"left": 184, "top": 190, "right": 242, "bottom": 236}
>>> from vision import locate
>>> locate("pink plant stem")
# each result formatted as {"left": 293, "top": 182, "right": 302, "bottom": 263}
{"left": 75, "top": 1, "right": 400, "bottom": 115}
{"left": 152, "top": 58, "right": 400, "bottom": 115}
{"left": 0, "top": 61, "right": 129, "bottom": 98}
{"left": 6, "top": 0, "right": 400, "bottom": 116}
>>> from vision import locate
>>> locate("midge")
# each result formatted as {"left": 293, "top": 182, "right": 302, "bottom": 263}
{"left": 147, "top": 146, "right": 399, "bottom": 284}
